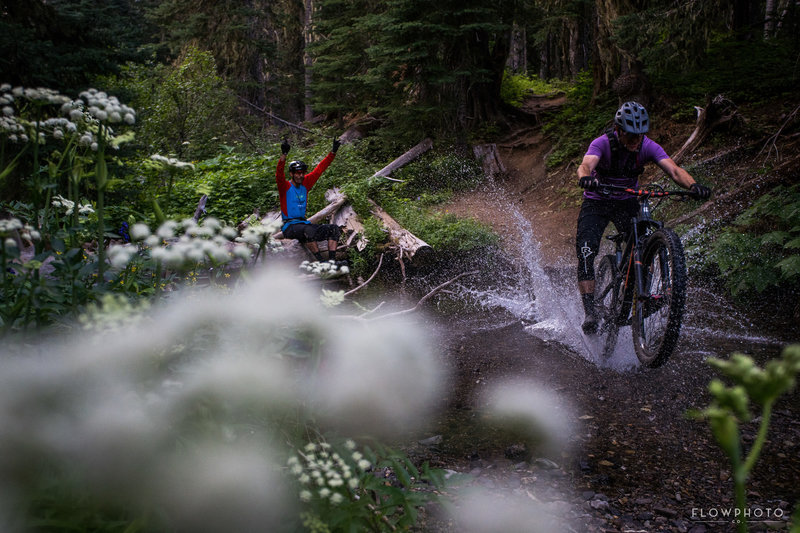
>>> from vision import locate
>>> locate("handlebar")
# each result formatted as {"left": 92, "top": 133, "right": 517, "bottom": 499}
{"left": 589, "top": 183, "right": 703, "bottom": 200}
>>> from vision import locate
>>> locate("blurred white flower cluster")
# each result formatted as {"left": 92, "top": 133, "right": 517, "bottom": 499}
{"left": 150, "top": 153, "right": 195, "bottom": 171}
{"left": 300, "top": 260, "right": 349, "bottom": 278}
{"left": 288, "top": 439, "right": 370, "bottom": 506}
{"left": 51, "top": 195, "right": 94, "bottom": 217}
{"left": 0, "top": 267, "right": 443, "bottom": 531}
{"left": 0, "top": 217, "right": 40, "bottom": 247}
{"left": 108, "top": 217, "right": 247, "bottom": 270}
{"left": 235, "top": 219, "right": 284, "bottom": 255}
{"left": 1, "top": 84, "right": 71, "bottom": 144}
{"left": 73, "top": 88, "right": 136, "bottom": 125}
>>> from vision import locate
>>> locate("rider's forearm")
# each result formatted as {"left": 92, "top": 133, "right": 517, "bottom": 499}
{"left": 671, "top": 166, "right": 696, "bottom": 189}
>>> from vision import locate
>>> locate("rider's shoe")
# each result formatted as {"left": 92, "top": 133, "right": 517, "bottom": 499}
{"left": 581, "top": 292, "right": 599, "bottom": 335}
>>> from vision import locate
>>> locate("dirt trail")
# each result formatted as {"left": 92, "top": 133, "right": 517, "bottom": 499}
{"left": 419, "top": 99, "right": 800, "bottom": 532}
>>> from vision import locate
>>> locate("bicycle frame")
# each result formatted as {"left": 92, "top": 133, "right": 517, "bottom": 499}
{"left": 597, "top": 184, "right": 693, "bottom": 324}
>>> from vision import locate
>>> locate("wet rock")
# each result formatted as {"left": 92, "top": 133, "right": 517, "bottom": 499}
{"left": 418, "top": 435, "right": 443, "bottom": 446}
{"left": 672, "top": 518, "right": 689, "bottom": 532}
{"left": 654, "top": 506, "right": 678, "bottom": 518}
{"left": 589, "top": 499, "right": 609, "bottom": 511}
{"left": 534, "top": 457, "right": 559, "bottom": 469}
{"left": 687, "top": 526, "right": 707, "bottom": 533}
{"left": 582, "top": 490, "right": 596, "bottom": 500}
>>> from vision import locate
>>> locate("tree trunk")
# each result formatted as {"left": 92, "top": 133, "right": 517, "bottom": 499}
{"left": 303, "top": 0, "right": 314, "bottom": 121}
{"left": 506, "top": 22, "right": 527, "bottom": 74}
{"left": 765, "top": 0, "right": 777, "bottom": 38}
{"left": 372, "top": 138, "right": 433, "bottom": 180}
{"left": 672, "top": 95, "right": 743, "bottom": 164}
{"left": 473, "top": 144, "right": 507, "bottom": 179}
{"left": 369, "top": 200, "right": 433, "bottom": 265}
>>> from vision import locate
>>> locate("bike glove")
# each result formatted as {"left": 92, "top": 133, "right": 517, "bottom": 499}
{"left": 578, "top": 175, "right": 599, "bottom": 191}
{"left": 281, "top": 139, "right": 291, "bottom": 154}
{"left": 331, "top": 137, "right": 341, "bottom": 153}
{"left": 690, "top": 183, "right": 711, "bottom": 200}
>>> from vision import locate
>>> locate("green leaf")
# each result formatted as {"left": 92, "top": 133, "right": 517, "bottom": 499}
{"left": 783, "top": 237, "right": 800, "bottom": 250}
{"left": 776, "top": 255, "right": 800, "bottom": 278}
{"left": 761, "top": 231, "right": 790, "bottom": 246}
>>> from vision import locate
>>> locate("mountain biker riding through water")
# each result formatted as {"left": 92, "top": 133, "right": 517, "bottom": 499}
{"left": 575, "top": 101, "right": 711, "bottom": 335}
{"left": 277, "top": 137, "right": 342, "bottom": 262}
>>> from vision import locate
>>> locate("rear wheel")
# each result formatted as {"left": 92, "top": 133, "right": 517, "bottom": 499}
{"left": 594, "top": 255, "right": 621, "bottom": 358}
{"left": 631, "top": 228, "right": 687, "bottom": 367}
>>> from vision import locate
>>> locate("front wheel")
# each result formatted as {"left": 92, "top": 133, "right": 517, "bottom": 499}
{"left": 594, "top": 255, "right": 621, "bottom": 358}
{"left": 631, "top": 228, "right": 688, "bottom": 367}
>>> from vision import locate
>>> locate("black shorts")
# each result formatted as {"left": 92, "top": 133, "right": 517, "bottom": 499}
{"left": 575, "top": 197, "right": 638, "bottom": 281}
{"left": 283, "top": 222, "right": 342, "bottom": 243}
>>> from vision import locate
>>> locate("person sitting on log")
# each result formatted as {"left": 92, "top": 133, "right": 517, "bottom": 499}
{"left": 276, "top": 137, "right": 342, "bottom": 262}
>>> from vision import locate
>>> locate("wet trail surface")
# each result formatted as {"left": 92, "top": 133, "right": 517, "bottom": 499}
{"left": 408, "top": 177, "right": 800, "bottom": 531}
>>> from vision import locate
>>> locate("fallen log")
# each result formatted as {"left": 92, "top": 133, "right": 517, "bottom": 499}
{"left": 372, "top": 138, "right": 433, "bottom": 182}
{"left": 473, "top": 143, "right": 507, "bottom": 179}
{"left": 331, "top": 203, "right": 367, "bottom": 251}
{"left": 369, "top": 200, "right": 433, "bottom": 265}
{"left": 673, "top": 95, "right": 744, "bottom": 164}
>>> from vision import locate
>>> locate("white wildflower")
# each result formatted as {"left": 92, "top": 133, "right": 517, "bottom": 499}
{"left": 357, "top": 459, "right": 370, "bottom": 471}
{"left": 2, "top": 106, "right": 12, "bottom": 116}
{"left": 330, "top": 493, "right": 344, "bottom": 505}
{"left": 320, "top": 289, "right": 345, "bottom": 308}
{"left": 319, "top": 488, "right": 331, "bottom": 499}
{"left": 348, "top": 478, "right": 359, "bottom": 490}
{"left": 299, "top": 490, "right": 312, "bottom": 503}
{"left": 157, "top": 221, "right": 178, "bottom": 240}
{"left": 298, "top": 474, "right": 310, "bottom": 484}
{"left": 4, "top": 238, "right": 17, "bottom": 249}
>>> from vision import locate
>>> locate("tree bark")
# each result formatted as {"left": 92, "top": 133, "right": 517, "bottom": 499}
{"left": 303, "top": 0, "right": 314, "bottom": 121}
{"left": 372, "top": 138, "right": 433, "bottom": 180}
{"left": 506, "top": 22, "right": 527, "bottom": 74}
{"left": 369, "top": 200, "right": 433, "bottom": 265}
{"left": 672, "top": 95, "right": 743, "bottom": 164}
{"left": 472, "top": 143, "right": 507, "bottom": 179}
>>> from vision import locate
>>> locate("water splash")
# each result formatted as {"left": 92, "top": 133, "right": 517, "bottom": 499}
{"left": 452, "top": 188, "right": 787, "bottom": 371}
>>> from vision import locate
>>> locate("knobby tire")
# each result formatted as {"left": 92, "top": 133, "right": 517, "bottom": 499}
{"left": 595, "top": 255, "right": 621, "bottom": 359}
{"left": 631, "top": 228, "right": 688, "bottom": 367}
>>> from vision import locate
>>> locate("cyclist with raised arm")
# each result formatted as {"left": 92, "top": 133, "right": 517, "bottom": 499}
{"left": 575, "top": 101, "right": 711, "bottom": 335}
{"left": 277, "top": 137, "right": 342, "bottom": 262}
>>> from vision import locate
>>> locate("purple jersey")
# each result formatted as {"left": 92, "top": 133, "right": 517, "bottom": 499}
{"left": 583, "top": 132, "right": 669, "bottom": 200}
